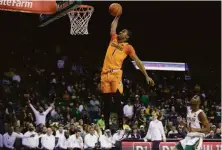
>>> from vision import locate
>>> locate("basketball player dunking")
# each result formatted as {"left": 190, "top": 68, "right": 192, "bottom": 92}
{"left": 173, "top": 95, "right": 210, "bottom": 150}
{"left": 101, "top": 16, "right": 155, "bottom": 129}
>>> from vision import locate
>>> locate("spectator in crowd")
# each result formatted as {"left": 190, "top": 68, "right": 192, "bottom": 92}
{"left": 213, "top": 128, "right": 221, "bottom": 139}
{"left": 1, "top": 44, "right": 220, "bottom": 150}
{"left": 139, "top": 125, "right": 146, "bottom": 138}
{"left": 123, "top": 100, "right": 134, "bottom": 121}
{"left": 215, "top": 106, "right": 221, "bottom": 123}
{"left": 112, "top": 130, "right": 124, "bottom": 149}
{"left": 206, "top": 130, "right": 216, "bottom": 139}
{"left": 129, "top": 127, "right": 141, "bottom": 139}
{"left": 56, "top": 125, "right": 65, "bottom": 140}
{"left": 97, "top": 114, "right": 105, "bottom": 131}
{"left": 89, "top": 95, "right": 100, "bottom": 123}
{"left": 110, "top": 117, "right": 119, "bottom": 134}
{"left": 138, "top": 111, "right": 147, "bottom": 128}
{"left": 28, "top": 101, "right": 54, "bottom": 126}
{"left": 168, "top": 126, "right": 178, "bottom": 138}
{"left": 169, "top": 107, "right": 178, "bottom": 126}
{"left": 99, "top": 129, "right": 113, "bottom": 150}
{"left": 94, "top": 124, "right": 102, "bottom": 137}
{"left": 72, "top": 130, "right": 84, "bottom": 150}
{"left": 3, "top": 126, "right": 34, "bottom": 150}
{"left": 56, "top": 130, "right": 72, "bottom": 150}
{"left": 177, "top": 127, "right": 186, "bottom": 139}
{"left": 140, "top": 91, "right": 149, "bottom": 107}
{"left": 41, "top": 128, "right": 55, "bottom": 150}
{"left": 84, "top": 126, "right": 98, "bottom": 150}
{"left": 22, "top": 124, "right": 39, "bottom": 150}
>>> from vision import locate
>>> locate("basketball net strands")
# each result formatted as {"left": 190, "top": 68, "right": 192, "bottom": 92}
{"left": 68, "top": 5, "right": 94, "bottom": 35}
{"left": 39, "top": 0, "right": 94, "bottom": 35}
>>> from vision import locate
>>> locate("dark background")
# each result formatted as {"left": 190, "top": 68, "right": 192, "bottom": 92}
{"left": 0, "top": 1, "right": 221, "bottom": 87}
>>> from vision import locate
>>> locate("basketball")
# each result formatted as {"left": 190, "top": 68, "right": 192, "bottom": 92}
{"left": 109, "top": 3, "right": 122, "bottom": 17}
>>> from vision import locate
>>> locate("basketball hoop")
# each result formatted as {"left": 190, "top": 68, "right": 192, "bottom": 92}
{"left": 68, "top": 5, "right": 94, "bottom": 35}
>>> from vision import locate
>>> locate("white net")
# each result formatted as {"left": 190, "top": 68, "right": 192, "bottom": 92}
{"left": 68, "top": 5, "right": 94, "bottom": 35}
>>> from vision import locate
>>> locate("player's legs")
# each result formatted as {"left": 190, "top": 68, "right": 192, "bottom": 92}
{"left": 110, "top": 72, "right": 124, "bottom": 127}
{"left": 110, "top": 71, "right": 123, "bottom": 93}
{"left": 184, "top": 146, "right": 193, "bottom": 150}
{"left": 174, "top": 136, "right": 201, "bottom": 150}
{"left": 102, "top": 93, "right": 112, "bottom": 129}
{"left": 112, "top": 90, "right": 123, "bottom": 127}
{"left": 101, "top": 72, "right": 123, "bottom": 128}
{"left": 174, "top": 143, "right": 184, "bottom": 150}
{"left": 174, "top": 138, "right": 188, "bottom": 150}
{"left": 101, "top": 74, "right": 113, "bottom": 129}
{"left": 185, "top": 138, "right": 201, "bottom": 150}
{"left": 101, "top": 74, "right": 112, "bottom": 93}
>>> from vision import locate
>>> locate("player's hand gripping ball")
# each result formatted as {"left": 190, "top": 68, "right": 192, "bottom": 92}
{"left": 109, "top": 3, "right": 122, "bottom": 17}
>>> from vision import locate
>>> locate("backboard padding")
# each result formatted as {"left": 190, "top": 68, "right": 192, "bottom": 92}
{"left": 39, "top": 1, "right": 80, "bottom": 27}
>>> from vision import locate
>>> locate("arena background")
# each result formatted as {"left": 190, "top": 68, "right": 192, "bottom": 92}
{"left": 0, "top": 1, "right": 221, "bottom": 86}
{"left": 0, "top": 1, "right": 221, "bottom": 149}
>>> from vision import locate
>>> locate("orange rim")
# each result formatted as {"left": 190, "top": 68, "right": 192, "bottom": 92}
{"left": 69, "top": 5, "right": 94, "bottom": 13}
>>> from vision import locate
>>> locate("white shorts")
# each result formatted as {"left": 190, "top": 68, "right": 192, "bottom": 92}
{"left": 179, "top": 133, "right": 204, "bottom": 150}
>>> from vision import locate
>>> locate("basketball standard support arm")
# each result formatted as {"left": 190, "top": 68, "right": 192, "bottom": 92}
{"left": 39, "top": 1, "right": 79, "bottom": 27}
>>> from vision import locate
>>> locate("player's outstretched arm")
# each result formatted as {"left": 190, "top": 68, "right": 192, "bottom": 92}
{"left": 130, "top": 54, "right": 155, "bottom": 86}
{"left": 110, "top": 16, "right": 120, "bottom": 35}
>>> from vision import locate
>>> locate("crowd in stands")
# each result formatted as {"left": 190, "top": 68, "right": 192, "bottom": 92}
{"left": 1, "top": 49, "right": 221, "bottom": 150}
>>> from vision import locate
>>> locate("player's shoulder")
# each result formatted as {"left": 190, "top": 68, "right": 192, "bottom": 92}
{"left": 124, "top": 44, "right": 135, "bottom": 51}
{"left": 197, "top": 109, "right": 204, "bottom": 114}
{"left": 198, "top": 109, "right": 207, "bottom": 118}
{"left": 125, "top": 43, "right": 133, "bottom": 47}
{"left": 187, "top": 109, "right": 192, "bottom": 113}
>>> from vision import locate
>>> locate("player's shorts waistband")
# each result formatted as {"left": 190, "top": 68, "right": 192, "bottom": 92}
{"left": 102, "top": 68, "right": 122, "bottom": 74}
{"left": 187, "top": 132, "right": 205, "bottom": 137}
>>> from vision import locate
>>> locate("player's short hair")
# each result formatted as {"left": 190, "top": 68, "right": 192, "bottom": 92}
{"left": 126, "top": 29, "right": 132, "bottom": 38}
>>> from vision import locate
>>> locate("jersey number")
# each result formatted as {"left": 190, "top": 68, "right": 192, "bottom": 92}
{"left": 112, "top": 49, "right": 117, "bottom": 56}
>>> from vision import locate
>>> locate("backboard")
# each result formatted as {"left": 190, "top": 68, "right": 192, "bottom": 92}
{"left": 39, "top": 0, "right": 81, "bottom": 27}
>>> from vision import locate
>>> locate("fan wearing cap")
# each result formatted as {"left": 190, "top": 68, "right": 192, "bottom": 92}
{"left": 173, "top": 95, "right": 210, "bottom": 150}
{"left": 139, "top": 125, "right": 146, "bottom": 138}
